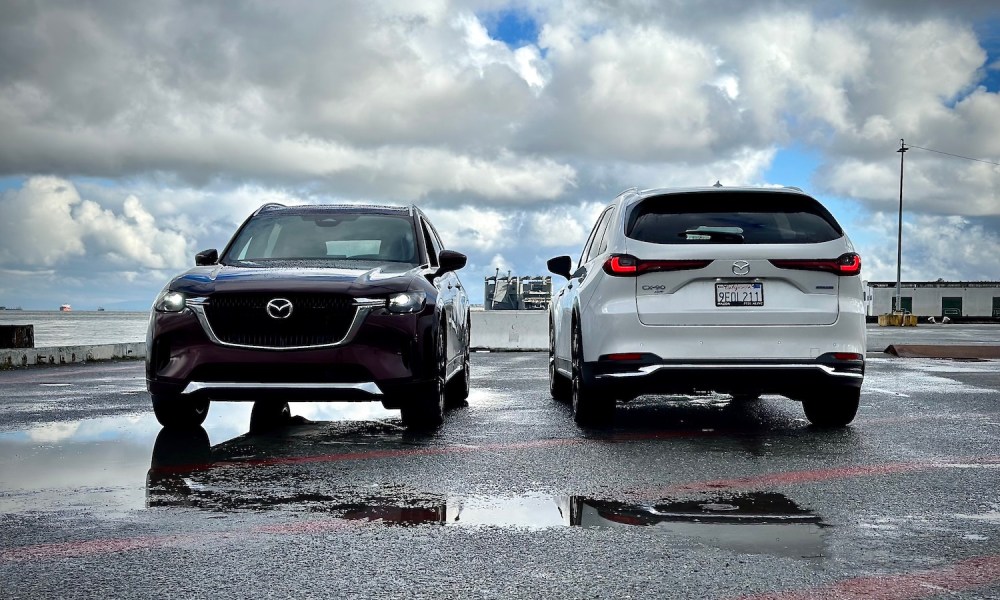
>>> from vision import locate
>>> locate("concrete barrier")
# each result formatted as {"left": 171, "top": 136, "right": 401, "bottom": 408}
{"left": 0, "top": 342, "right": 145, "bottom": 369}
{"left": 471, "top": 310, "right": 547, "bottom": 351}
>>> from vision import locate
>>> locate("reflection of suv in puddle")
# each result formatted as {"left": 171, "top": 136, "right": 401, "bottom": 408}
{"left": 564, "top": 493, "right": 826, "bottom": 559}
{"left": 146, "top": 204, "right": 470, "bottom": 430}
{"left": 147, "top": 428, "right": 825, "bottom": 559}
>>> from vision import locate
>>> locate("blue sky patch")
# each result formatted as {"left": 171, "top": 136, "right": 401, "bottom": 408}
{"left": 975, "top": 18, "right": 1000, "bottom": 92}
{"left": 763, "top": 146, "right": 820, "bottom": 191}
{"left": 481, "top": 8, "right": 540, "bottom": 48}
{"left": 0, "top": 176, "right": 26, "bottom": 193}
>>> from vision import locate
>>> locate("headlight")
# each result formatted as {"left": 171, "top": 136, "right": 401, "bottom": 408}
{"left": 387, "top": 291, "right": 426, "bottom": 314}
{"left": 153, "top": 290, "right": 186, "bottom": 313}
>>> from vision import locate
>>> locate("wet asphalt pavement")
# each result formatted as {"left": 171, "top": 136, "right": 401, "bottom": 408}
{"left": 1, "top": 343, "right": 1000, "bottom": 598}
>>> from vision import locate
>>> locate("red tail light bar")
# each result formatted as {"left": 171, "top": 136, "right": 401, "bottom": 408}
{"left": 603, "top": 254, "right": 712, "bottom": 276}
{"left": 769, "top": 253, "right": 861, "bottom": 277}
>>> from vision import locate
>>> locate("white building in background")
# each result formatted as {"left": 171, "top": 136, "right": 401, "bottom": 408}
{"left": 865, "top": 281, "right": 1000, "bottom": 318}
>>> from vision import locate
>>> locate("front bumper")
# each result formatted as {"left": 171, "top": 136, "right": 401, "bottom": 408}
{"left": 146, "top": 305, "right": 437, "bottom": 402}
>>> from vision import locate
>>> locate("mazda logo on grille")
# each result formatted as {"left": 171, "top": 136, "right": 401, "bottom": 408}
{"left": 266, "top": 298, "right": 294, "bottom": 319}
{"left": 732, "top": 260, "right": 751, "bottom": 276}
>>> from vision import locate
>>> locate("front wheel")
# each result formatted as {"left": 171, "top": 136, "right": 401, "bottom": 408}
{"left": 802, "top": 388, "right": 861, "bottom": 427}
{"left": 151, "top": 394, "right": 210, "bottom": 428}
{"left": 401, "top": 322, "right": 446, "bottom": 430}
{"left": 571, "top": 320, "right": 614, "bottom": 426}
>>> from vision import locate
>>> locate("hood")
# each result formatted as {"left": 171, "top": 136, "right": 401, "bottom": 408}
{"left": 167, "top": 261, "right": 424, "bottom": 297}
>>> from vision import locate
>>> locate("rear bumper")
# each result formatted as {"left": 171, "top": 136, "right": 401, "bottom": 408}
{"left": 585, "top": 355, "right": 864, "bottom": 399}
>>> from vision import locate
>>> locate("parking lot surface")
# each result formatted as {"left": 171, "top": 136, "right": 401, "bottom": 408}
{"left": 1, "top": 346, "right": 1000, "bottom": 598}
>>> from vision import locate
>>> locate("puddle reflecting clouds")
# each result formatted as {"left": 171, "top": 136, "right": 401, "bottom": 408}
{"left": 146, "top": 427, "right": 827, "bottom": 559}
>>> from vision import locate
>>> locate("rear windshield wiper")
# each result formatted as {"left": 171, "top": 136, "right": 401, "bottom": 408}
{"left": 679, "top": 229, "right": 745, "bottom": 243}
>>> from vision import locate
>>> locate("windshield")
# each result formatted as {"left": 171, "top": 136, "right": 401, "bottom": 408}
{"left": 223, "top": 213, "right": 419, "bottom": 265}
{"left": 626, "top": 191, "right": 844, "bottom": 245}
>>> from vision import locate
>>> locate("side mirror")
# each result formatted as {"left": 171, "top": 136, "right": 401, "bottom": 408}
{"left": 437, "top": 250, "right": 467, "bottom": 273}
{"left": 547, "top": 255, "right": 573, "bottom": 280}
{"left": 195, "top": 249, "right": 219, "bottom": 266}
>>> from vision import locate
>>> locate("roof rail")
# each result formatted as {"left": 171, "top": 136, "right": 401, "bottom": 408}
{"left": 783, "top": 186, "right": 804, "bottom": 192}
{"left": 253, "top": 202, "right": 287, "bottom": 216}
{"left": 617, "top": 186, "right": 639, "bottom": 197}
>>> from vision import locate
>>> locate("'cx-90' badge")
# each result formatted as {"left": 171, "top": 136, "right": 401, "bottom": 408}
{"left": 732, "top": 260, "right": 751, "bottom": 276}
{"left": 266, "top": 298, "right": 294, "bottom": 319}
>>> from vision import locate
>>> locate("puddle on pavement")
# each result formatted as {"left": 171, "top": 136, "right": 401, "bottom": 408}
{"left": 0, "top": 401, "right": 407, "bottom": 514}
{"left": 3, "top": 402, "right": 827, "bottom": 559}
{"left": 146, "top": 440, "right": 828, "bottom": 560}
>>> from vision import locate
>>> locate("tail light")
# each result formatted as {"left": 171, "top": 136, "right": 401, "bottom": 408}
{"left": 769, "top": 252, "right": 861, "bottom": 277}
{"left": 603, "top": 254, "right": 712, "bottom": 277}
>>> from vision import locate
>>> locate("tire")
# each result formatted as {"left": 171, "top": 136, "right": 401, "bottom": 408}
{"left": 445, "top": 317, "right": 470, "bottom": 408}
{"left": 151, "top": 393, "right": 209, "bottom": 428}
{"left": 249, "top": 401, "right": 291, "bottom": 433}
{"left": 802, "top": 387, "right": 861, "bottom": 427}
{"left": 571, "top": 319, "right": 614, "bottom": 426}
{"left": 549, "top": 318, "right": 570, "bottom": 402}
{"left": 401, "top": 321, "right": 446, "bottom": 430}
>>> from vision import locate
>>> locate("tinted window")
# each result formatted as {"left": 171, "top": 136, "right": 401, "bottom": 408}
{"left": 580, "top": 207, "right": 614, "bottom": 267}
{"left": 420, "top": 219, "right": 440, "bottom": 266}
{"left": 597, "top": 206, "right": 618, "bottom": 254}
{"left": 626, "top": 192, "right": 844, "bottom": 245}
{"left": 224, "top": 213, "right": 418, "bottom": 263}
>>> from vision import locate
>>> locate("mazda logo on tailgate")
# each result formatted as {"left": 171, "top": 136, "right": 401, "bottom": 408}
{"left": 732, "top": 260, "right": 751, "bottom": 276}
{"left": 266, "top": 298, "right": 294, "bottom": 319}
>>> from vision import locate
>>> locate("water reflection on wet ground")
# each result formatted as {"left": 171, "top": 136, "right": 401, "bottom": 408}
{"left": 140, "top": 422, "right": 829, "bottom": 560}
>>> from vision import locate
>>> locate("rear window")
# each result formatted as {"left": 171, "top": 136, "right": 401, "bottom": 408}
{"left": 626, "top": 191, "right": 844, "bottom": 245}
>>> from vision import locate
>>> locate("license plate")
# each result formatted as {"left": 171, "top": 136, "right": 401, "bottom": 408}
{"left": 716, "top": 283, "right": 764, "bottom": 307}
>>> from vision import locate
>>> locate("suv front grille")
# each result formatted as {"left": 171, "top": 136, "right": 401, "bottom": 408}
{"left": 203, "top": 293, "right": 358, "bottom": 348}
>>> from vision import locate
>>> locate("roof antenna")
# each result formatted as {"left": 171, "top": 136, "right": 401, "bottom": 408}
{"left": 713, "top": 180, "right": 723, "bottom": 188}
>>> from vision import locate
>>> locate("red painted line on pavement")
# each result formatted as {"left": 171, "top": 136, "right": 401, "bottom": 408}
{"left": 152, "top": 437, "right": 585, "bottom": 474}
{"left": 649, "top": 456, "right": 1000, "bottom": 496}
{"left": 662, "top": 462, "right": 931, "bottom": 493}
{"left": 0, "top": 519, "right": 359, "bottom": 561}
{"left": 737, "top": 554, "right": 1000, "bottom": 600}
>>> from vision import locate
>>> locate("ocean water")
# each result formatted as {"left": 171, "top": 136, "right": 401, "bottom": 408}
{"left": 0, "top": 311, "right": 149, "bottom": 347}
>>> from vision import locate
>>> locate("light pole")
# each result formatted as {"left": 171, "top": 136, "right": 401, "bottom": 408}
{"left": 895, "top": 139, "right": 908, "bottom": 313}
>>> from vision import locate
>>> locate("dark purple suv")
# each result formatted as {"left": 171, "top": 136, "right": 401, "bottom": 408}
{"left": 146, "top": 203, "right": 470, "bottom": 430}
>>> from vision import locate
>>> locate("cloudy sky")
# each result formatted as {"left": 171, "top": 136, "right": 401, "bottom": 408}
{"left": 2, "top": 0, "right": 1000, "bottom": 310}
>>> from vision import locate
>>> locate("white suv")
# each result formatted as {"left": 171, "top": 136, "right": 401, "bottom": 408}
{"left": 547, "top": 186, "right": 866, "bottom": 427}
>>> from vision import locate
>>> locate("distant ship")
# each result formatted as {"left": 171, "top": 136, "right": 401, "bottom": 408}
{"left": 97, "top": 307, "right": 106, "bottom": 312}
{"left": 0, "top": 306, "right": 23, "bottom": 311}
{"left": 59, "top": 304, "right": 72, "bottom": 312}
